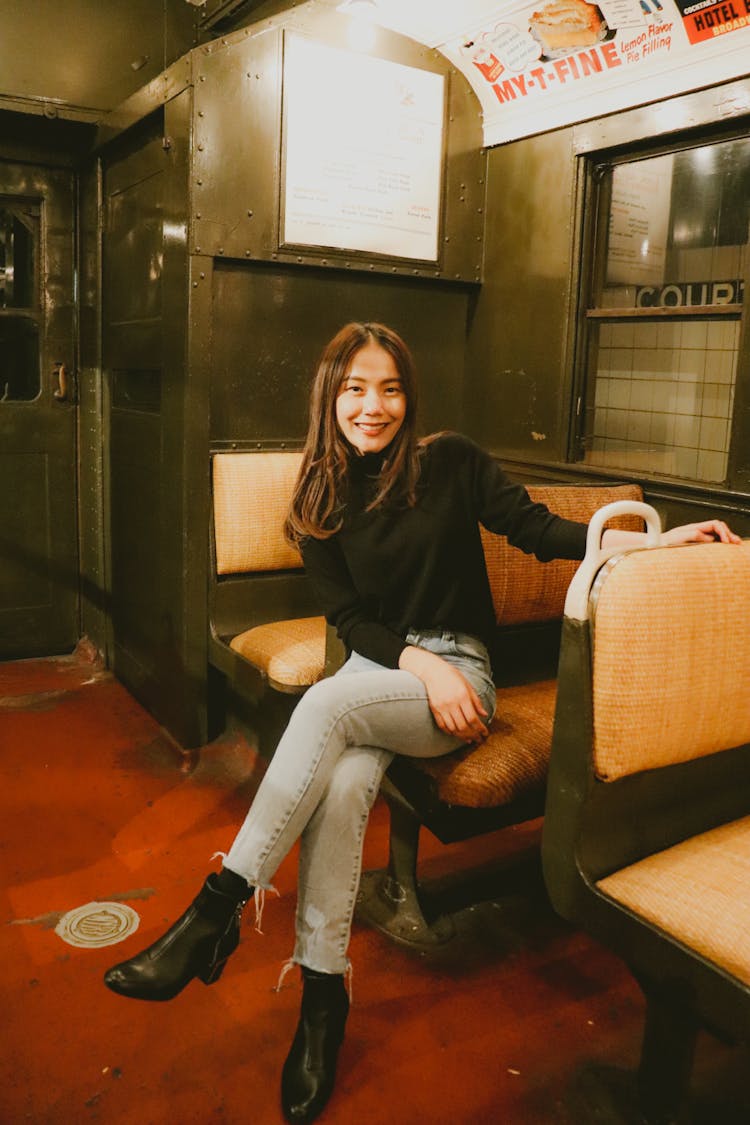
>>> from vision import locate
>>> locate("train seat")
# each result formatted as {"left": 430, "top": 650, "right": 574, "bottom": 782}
{"left": 542, "top": 522, "right": 750, "bottom": 1122}
{"left": 356, "top": 482, "right": 644, "bottom": 946}
{"left": 209, "top": 450, "right": 339, "bottom": 746}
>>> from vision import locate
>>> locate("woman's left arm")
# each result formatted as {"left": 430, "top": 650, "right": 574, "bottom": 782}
{"left": 603, "top": 519, "right": 742, "bottom": 549}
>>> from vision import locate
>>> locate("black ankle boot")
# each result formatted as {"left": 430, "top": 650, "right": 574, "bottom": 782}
{"left": 103, "top": 872, "right": 252, "bottom": 1002}
{"left": 281, "top": 967, "right": 350, "bottom": 1124}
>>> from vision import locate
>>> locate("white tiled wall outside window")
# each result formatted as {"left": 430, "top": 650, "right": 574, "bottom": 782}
{"left": 585, "top": 318, "right": 738, "bottom": 482}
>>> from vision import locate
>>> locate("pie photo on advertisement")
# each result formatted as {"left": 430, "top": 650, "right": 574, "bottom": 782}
{"left": 529, "top": 0, "right": 609, "bottom": 57}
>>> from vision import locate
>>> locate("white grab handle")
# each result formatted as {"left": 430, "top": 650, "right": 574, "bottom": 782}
{"left": 564, "top": 500, "right": 662, "bottom": 621}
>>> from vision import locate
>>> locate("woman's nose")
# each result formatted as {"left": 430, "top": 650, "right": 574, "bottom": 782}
{"left": 362, "top": 390, "right": 383, "bottom": 413}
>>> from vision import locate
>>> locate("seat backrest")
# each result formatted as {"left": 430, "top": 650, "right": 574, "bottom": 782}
{"left": 212, "top": 451, "right": 303, "bottom": 575}
{"left": 591, "top": 540, "right": 750, "bottom": 781}
{"left": 481, "top": 483, "right": 644, "bottom": 625}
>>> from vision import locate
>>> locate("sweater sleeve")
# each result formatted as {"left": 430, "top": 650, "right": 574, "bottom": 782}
{"left": 469, "top": 439, "right": 588, "bottom": 561}
{"left": 301, "top": 535, "right": 407, "bottom": 669}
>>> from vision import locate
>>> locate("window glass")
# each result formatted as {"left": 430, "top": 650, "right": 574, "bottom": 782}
{"left": 582, "top": 137, "right": 748, "bottom": 484}
{"left": 0, "top": 203, "right": 40, "bottom": 402}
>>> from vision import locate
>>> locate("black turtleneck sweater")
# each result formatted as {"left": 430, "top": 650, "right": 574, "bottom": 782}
{"left": 301, "top": 433, "right": 588, "bottom": 670}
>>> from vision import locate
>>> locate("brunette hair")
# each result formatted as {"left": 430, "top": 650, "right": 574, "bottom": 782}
{"left": 285, "top": 322, "right": 421, "bottom": 544}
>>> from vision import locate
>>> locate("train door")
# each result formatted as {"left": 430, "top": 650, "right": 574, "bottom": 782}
{"left": 0, "top": 162, "right": 78, "bottom": 659}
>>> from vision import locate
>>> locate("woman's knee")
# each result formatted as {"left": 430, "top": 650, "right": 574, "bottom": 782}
{"left": 325, "top": 750, "right": 387, "bottom": 815}
{"left": 291, "top": 676, "right": 347, "bottom": 726}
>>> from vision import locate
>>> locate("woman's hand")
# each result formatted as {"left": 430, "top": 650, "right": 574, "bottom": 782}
{"left": 603, "top": 520, "right": 742, "bottom": 550}
{"left": 398, "top": 645, "right": 489, "bottom": 744}
{"left": 661, "top": 519, "right": 742, "bottom": 546}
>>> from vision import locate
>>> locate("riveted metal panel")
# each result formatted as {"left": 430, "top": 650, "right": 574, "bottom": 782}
{"left": 208, "top": 260, "right": 472, "bottom": 444}
{"left": 191, "top": 19, "right": 486, "bottom": 282}
{"left": 466, "top": 128, "right": 579, "bottom": 462}
{"left": 192, "top": 28, "right": 282, "bottom": 263}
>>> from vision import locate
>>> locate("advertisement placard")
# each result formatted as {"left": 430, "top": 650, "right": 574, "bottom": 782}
{"left": 440, "top": 0, "right": 750, "bottom": 145}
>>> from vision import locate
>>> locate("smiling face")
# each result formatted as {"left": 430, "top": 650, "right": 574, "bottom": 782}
{"left": 335, "top": 341, "right": 408, "bottom": 455}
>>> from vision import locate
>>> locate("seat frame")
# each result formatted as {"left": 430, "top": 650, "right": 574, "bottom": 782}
{"left": 542, "top": 536, "right": 750, "bottom": 1122}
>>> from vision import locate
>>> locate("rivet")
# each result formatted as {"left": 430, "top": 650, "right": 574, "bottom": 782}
{"left": 197, "top": 178, "right": 203, "bottom": 185}
{"left": 196, "top": 212, "right": 201, "bottom": 219}
{"left": 247, "top": 210, "right": 253, "bottom": 217}
{"left": 218, "top": 247, "right": 224, "bottom": 254}
{"left": 198, "top": 110, "right": 204, "bottom": 117}
{"left": 196, "top": 247, "right": 201, "bottom": 253}
{"left": 197, "top": 144, "right": 204, "bottom": 151}
{"left": 246, "top": 250, "right": 251, "bottom": 256}
{"left": 200, "top": 272, "right": 205, "bottom": 279}
{"left": 192, "top": 281, "right": 198, "bottom": 288}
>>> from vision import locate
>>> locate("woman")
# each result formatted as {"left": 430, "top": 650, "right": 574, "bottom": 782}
{"left": 104, "top": 323, "right": 740, "bottom": 1123}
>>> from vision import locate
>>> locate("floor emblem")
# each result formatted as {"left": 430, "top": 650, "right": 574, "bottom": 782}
{"left": 55, "top": 902, "right": 140, "bottom": 948}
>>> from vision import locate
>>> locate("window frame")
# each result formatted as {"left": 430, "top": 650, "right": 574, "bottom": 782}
{"left": 570, "top": 124, "right": 750, "bottom": 493}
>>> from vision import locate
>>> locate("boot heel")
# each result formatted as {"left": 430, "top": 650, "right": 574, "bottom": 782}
{"left": 198, "top": 957, "right": 228, "bottom": 985}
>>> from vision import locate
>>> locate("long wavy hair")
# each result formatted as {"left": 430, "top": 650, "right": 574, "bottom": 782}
{"left": 285, "top": 323, "right": 421, "bottom": 544}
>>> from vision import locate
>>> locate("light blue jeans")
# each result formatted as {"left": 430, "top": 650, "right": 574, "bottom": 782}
{"left": 223, "top": 630, "right": 497, "bottom": 974}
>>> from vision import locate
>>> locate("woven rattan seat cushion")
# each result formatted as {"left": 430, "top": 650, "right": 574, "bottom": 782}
{"left": 481, "top": 483, "right": 643, "bottom": 626}
{"left": 597, "top": 815, "right": 750, "bottom": 986}
{"left": 230, "top": 616, "right": 327, "bottom": 688}
{"left": 413, "top": 679, "right": 557, "bottom": 808}
{"left": 592, "top": 541, "right": 750, "bottom": 781}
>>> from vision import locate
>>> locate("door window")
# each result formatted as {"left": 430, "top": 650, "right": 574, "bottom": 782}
{"left": 0, "top": 202, "right": 40, "bottom": 402}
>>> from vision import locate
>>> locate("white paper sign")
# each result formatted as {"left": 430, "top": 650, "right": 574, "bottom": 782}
{"left": 606, "top": 156, "right": 672, "bottom": 286}
{"left": 283, "top": 38, "right": 445, "bottom": 261}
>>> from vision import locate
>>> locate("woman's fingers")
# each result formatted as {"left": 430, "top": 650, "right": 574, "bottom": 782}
{"left": 432, "top": 692, "right": 489, "bottom": 743}
{"left": 664, "top": 519, "right": 742, "bottom": 545}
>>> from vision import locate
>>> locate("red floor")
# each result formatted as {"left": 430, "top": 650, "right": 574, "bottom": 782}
{"left": 1, "top": 648, "right": 747, "bottom": 1124}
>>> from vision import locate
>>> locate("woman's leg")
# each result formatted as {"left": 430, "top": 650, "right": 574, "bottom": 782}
{"left": 293, "top": 743, "right": 392, "bottom": 974}
{"left": 222, "top": 664, "right": 464, "bottom": 892}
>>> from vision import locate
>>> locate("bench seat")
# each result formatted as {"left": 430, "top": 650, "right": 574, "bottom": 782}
{"left": 598, "top": 814, "right": 750, "bottom": 989}
{"left": 209, "top": 450, "right": 331, "bottom": 744}
{"left": 356, "top": 482, "right": 645, "bottom": 946}
{"left": 542, "top": 532, "right": 750, "bottom": 1122}
{"left": 230, "top": 615, "right": 327, "bottom": 692}
{"left": 411, "top": 678, "right": 557, "bottom": 808}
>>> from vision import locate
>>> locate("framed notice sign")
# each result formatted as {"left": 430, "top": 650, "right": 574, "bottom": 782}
{"left": 282, "top": 36, "right": 445, "bottom": 262}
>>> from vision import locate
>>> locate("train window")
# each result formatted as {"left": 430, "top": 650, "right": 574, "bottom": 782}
{"left": 0, "top": 202, "right": 40, "bottom": 402}
{"left": 578, "top": 136, "right": 748, "bottom": 484}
